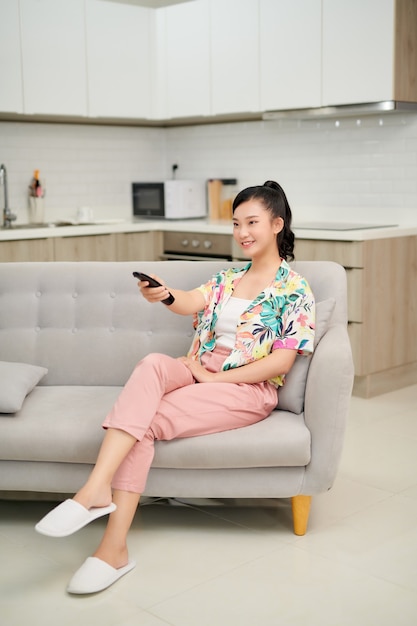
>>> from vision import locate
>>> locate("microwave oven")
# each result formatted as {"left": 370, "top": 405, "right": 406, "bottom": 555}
{"left": 132, "top": 180, "right": 207, "bottom": 220}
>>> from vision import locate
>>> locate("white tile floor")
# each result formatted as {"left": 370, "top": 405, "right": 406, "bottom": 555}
{"left": 1, "top": 384, "right": 417, "bottom": 626}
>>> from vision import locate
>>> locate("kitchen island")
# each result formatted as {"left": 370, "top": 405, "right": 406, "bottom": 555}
{"left": 1, "top": 219, "right": 416, "bottom": 398}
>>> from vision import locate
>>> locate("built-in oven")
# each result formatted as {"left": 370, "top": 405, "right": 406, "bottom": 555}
{"left": 160, "top": 231, "right": 233, "bottom": 261}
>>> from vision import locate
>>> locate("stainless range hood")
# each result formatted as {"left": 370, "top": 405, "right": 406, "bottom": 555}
{"left": 262, "top": 101, "right": 417, "bottom": 121}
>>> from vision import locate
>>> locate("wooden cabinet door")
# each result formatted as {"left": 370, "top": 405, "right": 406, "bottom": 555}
{"left": 53, "top": 235, "right": 117, "bottom": 261}
{"left": 0, "top": 238, "right": 53, "bottom": 262}
{"left": 116, "top": 232, "right": 161, "bottom": 261}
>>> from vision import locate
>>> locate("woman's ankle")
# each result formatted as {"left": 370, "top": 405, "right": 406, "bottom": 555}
{"left": 73, "top": 483, "right": 113, "bottom": 510}
{"left": 93, "top": 544, "right": 129, "bottom": 570}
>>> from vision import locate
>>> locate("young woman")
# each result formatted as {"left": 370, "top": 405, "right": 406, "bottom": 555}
{"left": 36, "top": 180, "right": 315, "bottom": 594}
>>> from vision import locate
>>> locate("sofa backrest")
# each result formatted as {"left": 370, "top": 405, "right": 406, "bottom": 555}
{"left": 0, "top": 260, "right": 347, "bottom": 387}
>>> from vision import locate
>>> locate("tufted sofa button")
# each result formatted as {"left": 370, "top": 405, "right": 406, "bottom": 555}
{"left": 109, "top": 326, "right": 115, "bottom": 333}
{"left": 72, "top": 292, "right": 78, "bottom": 299}
{"left": 147, "top": 330, "right": 153, "bottom": 336}
{"left": 35, "top": 291, "right": 41, "bottom": 298}
{"left": 110, "top": 292, "right": 116, "bottom": 298}
{"left": 35, "top": 326, "right": 41, "bottom": 333}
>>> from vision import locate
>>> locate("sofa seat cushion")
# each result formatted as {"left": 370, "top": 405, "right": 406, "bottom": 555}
{"left": 0, "top": 386, "right": 311, "bottom": 469}
{"left": 0, "top": 386, "right": 121, "bottom": 464}
{"left": 152, "top": 410, "right": 311, "bottom": 469}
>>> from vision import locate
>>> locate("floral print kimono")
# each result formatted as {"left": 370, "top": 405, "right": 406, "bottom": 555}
{"left": 187, "top": 260, "right": 315, "bottom": 388}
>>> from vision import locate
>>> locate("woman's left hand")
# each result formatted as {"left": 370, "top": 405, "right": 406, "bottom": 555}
{"left": 178, "top": 356, "right": 216, "bottom": 383}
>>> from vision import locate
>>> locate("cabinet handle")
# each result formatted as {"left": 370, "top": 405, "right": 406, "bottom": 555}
{"left": 181, "top": 239, "right": 189, "bottom": 247}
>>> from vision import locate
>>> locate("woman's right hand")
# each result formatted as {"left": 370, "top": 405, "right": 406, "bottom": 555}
{"left": 137, "top": 275, "right": 172, "bottom": 304}
{"left": 137, "top": 277, "right": 206, "bottom": 315}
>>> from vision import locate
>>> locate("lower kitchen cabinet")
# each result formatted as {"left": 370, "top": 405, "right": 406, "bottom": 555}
{"left": 53, "top": 234, "right": 118, "bottom": 261}
{"left": 0, "top": 231, "right": 161, "bottom": 264}
{"left": 0, "top": 237, "right": 54, "bottom": 262}
{"left": 295, "top": 235, "right": 417, "bottom": 397}
{"left": 115, "top": 232, "right": 162, "bottom": 261}
{"left": 53, "top": 231, "right": 160, "bottom": 261}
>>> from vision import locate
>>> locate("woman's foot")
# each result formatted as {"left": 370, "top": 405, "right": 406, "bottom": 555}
{"left": 35, "top": 499, "right": 116, "bottom": 537}
{"left": 66, "top": 556, "right": 136, "bottom": 594}
{"left": 73, "top": 482, "right": 113, "bottom": 511}
{"left": 93, "top": 544, "right": 130, "bottom": 571}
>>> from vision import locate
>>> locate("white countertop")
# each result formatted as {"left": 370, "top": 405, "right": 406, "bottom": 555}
{"left": 1, "top": 218, "right": 416, "bottom": 242}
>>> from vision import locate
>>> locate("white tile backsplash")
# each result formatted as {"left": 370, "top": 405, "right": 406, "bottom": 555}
{"left": 1, "top": 112, "right": 417, "bottom": 225}
{"left": 165, "top": 114, "right": 417, "bottom": 225}
{"left": 0, "top": 122, "right": 166, "bottom": 223}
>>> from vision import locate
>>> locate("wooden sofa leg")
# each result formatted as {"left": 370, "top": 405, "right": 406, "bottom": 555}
{"left": 291, "top": 495, "right": 312, "bottom": 536}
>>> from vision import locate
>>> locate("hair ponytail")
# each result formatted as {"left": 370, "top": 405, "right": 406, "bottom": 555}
{"left": 232, "top": 180, "right": 295, "bottom": 261}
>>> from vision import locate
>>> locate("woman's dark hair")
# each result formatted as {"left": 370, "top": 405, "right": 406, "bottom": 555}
{"left": 232, "top": 180, "right": 295, "bottom": 261}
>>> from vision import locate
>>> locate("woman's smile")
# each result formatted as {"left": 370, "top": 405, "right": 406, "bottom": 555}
{"left": 240, "top": 239, "right": 255, "bottom": 249}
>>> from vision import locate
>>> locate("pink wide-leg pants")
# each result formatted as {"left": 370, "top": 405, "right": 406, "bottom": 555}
{"left": 102, "top": 347, "right": 278, "bottom": 494}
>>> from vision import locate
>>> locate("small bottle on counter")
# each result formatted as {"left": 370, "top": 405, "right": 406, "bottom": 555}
{"left": 28, "top": 170, "right": 45, "bottom": 224}
{"left": 29, "top": 170, "right": 44, "bottom": 199}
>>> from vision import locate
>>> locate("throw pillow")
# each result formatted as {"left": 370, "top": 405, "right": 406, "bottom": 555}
{"left": 0, "top": 361, "right": 48, "bottom": 414}
{"left": 278, "top": 298, "right": 336, "bottom": 414}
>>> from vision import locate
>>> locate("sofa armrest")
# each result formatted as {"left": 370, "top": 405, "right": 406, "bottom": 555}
{"left": 301, "top": 324, "right": 354, "bottom": 494}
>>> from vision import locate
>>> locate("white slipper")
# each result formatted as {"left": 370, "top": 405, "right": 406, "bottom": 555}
{"left": 67, "top": 557, "right": 136, "bottom": 594}
{"left": 35, "top": 499, "right": 117, "bottom": 537}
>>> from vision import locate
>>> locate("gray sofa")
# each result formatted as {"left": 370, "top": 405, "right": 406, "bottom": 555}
{"left": 0, "top": 260, "right": 354, "bottom": 534}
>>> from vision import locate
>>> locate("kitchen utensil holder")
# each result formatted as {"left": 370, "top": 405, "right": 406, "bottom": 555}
{"left": 29, "top": 197, "right": 45, "bottom": 224}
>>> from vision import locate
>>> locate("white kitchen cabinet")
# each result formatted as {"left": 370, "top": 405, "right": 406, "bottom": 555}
{"left": 161, "top": 0, "right": 210, "bottom": 119}
{"left": 322, "top": 0, "right": 417, "bottom": 106}
{"left": 210, "top": 0, "right": 260, "bottom": 115}
{"left": 86, "top": 0, "right": 152, "bottom": 119}
{"left": 322, "top": 0, "right": 394, "bottom": 105}
{"left": 150, "top": 8, "right": 167, "bottom": 120}
{"left": 19, "top": 0, "right": 88, "bottom": 116}
{"left": 0, "top": 0, "right": 24, "bottom": 113}
{"left": 259, "top": 0, "right": 321, "bottom": 111}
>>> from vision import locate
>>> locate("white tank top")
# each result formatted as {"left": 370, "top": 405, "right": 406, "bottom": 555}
{"left": 216, "top": 296, "right": 253, "bottom": 350}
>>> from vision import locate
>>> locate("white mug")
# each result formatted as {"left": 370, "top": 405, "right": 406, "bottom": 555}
{"left": 77, "top": 206, "right": 93, "bottom": 223}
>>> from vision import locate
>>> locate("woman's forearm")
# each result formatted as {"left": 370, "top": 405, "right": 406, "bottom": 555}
{"left": 166, "top": 288, "right": 205, "bottom": 316}
{"left": 138, "top": 275, "right": 205, "bottom": 315}
{"left": 181, "top": 348, "right": 297, "bottom": 385}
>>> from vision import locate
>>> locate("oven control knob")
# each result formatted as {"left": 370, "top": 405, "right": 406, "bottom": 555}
{"left": 181, "top": 239, "right": 189, "bottom": 247}
{"left": 203, "top": 240, "right": 212, "bottom": 249}
{"left": 191, "top": 239, "right": 200, "bottom": 248}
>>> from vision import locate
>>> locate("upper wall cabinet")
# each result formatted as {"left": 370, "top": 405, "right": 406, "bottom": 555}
{"left": 20, "top": 0, "right": 88, "bottom": 116}
{"left": 86, "top": 0, "right": 152, "bottom": 119}
{"left": 0, "top": 0, "right": 24, "bottom": 113}
{"left": 162, "top": 0, "right": 211, "bottom": 119}
{"left": 2, "top": 0, "right": 416, "bottom": 124}
{"left": 259, "top": 0, "right": 321, "bottom": 111}
{"left": 210, "top": 0, "right": 259, "bottom": 115}
{"left": 322, "top": 0, "right": 417, "bottom": 106}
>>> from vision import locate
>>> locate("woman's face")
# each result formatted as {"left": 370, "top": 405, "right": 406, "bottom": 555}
{"left": 232, "top": 199, "right": 283, "bottom": 259}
